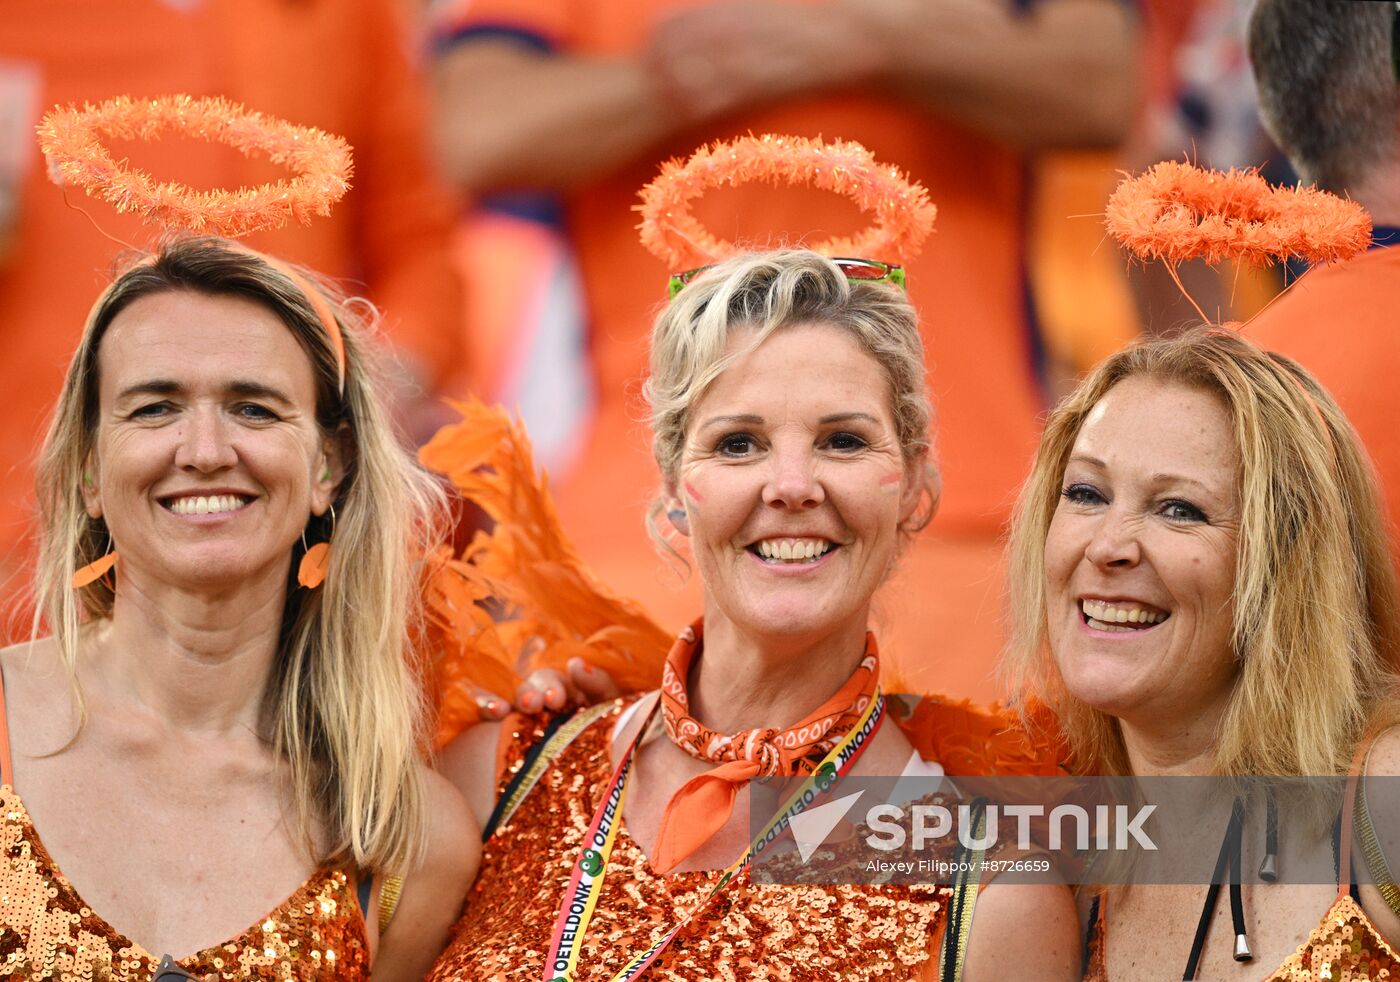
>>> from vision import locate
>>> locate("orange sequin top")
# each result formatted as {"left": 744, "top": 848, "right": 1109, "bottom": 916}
{"left": 1085, "top": 892, "right": 1399, "bottom": 982}
{"left": 1083, "top": 740, "right": 1400, "bottom": 982}
{"left": 428, "top": 699, "right": 955, "bottom": 981}
{"left": 0, "top": 673, "right": 370, "bottom": 981}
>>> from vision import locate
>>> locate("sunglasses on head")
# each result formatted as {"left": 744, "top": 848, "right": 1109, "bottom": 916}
{"left": 667, "top": 257, "right": 907, "bottom": 299}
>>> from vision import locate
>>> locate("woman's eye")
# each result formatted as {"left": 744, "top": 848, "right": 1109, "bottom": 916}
{"left": 236, "top": 403, "right": 279, "bottom": 421}
{"left": 825, "top": 431, "right": 868, "bottom": 452}
{"left": 1161, "top": 499, "right": 1207, "bottom": 523}
{"left": 1060, "top": 483, "right": 1105, "bottom": 506}
{"left": 716, "top": 434, "right": 756, "bottom": 456}
{"left": 129, "top": 402, "right": 171, "bottom": 419}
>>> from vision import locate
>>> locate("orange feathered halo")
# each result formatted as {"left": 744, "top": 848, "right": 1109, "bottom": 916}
{"left": 1106, "top": 160, "right": 1372, "bottom": 323}
{"left": 1107, "top": 160, "right": 1371, "bottom": 269}
{"left": 415, "top": 397, "right": 1065, "bottom": 776}
{"left": 636, "top": 133, "right": 937, "bottom": 269}
{"left": 37, "top": 95, "right": 351, "bottom": 388}
{"left": 37, "top": 94, "right": 353, "bottom": 237}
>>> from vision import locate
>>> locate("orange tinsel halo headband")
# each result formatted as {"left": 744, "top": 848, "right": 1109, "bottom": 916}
{"left": 635, "top": 134, "right": 936, "bottom": 272}
{"left": 37, "top": 94, "right": 352, "bottom": 390}
{"left": 1106, "top": 161, "right": 1371, "bottom": 270}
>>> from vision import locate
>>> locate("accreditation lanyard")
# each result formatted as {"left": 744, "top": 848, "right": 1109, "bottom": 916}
{"left": 541, "top": 688, "right": 886, "bottom": 982}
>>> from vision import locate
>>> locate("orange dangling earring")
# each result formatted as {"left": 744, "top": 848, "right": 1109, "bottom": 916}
{"left": 73, "top": 474, "right": 118, "bottom": 589}
{"left": 72, "top": 543, "right": 118, "bottom": 589}
{"left": 297, "top": 503, "right": 335, "bottom": 589}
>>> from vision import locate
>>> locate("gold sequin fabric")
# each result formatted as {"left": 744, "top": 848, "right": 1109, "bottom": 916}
{"left": 428, "top": 700, "right": 953, "bottom": 982}
{"left": 1266, "top": 895, "right": 1399, "bottom": 981}
{"left": 0, "top": 784, "right": 369, "bottom": 981}
{"left": 1083, "top": 893, "right": 1399, "bottom": 981}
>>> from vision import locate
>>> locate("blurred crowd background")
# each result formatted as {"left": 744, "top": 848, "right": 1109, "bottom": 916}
{"left": 0, "top": 0, "right": 1373, "bottom": 697}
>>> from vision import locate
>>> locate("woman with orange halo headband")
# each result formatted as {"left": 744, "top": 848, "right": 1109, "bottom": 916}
{"left": 421, "top": 136, "right": 1077, "bottom": 982}
{"left": 2, "top": 96, "right": 477, "bottom": 981}
{"left": 990, "top": 163, "right": 1400, "bottom": 980}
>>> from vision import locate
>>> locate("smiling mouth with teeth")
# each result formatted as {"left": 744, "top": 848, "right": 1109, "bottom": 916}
{"left": 1080, "top": 598, "right": 1169, "bottom": 632}
{"left": 163, "top": 494, "right": 252, "bottom": 516}
{"left": 751, "top": 538, "right": 837, "bottom": 564}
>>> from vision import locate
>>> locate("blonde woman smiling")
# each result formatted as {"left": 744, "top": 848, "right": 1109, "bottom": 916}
{"left": 1005, "top": 328, "right": 1400, "bottom": 979}
{"left": 432, "top": 251, "right": 1078, "bottom": 981}
{"left": 2, "top": 239, "right": 477, "bottom": 981}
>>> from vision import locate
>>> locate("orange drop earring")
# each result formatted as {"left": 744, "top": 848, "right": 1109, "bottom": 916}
{"left": 73, "top": 475, "right": 118, "bottom": 589}
{"left": 297, "top": 503, "right": 335, "bottom": 589}
{"left": 72, "top": 538, "right": 118, "bottom": 589}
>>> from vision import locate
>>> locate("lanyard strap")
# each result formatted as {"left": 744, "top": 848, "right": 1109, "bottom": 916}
{"left": 542, "top": 689, "right": 885, "bottom": 982}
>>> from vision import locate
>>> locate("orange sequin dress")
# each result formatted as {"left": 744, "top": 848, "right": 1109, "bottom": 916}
{"left": 1082, "top": 741, "right": 1400, "bottom": 982}
{"left": 1084, "top": 892, "right": 1399, "bottom": 981}
{"left": 0, "top": 674, "right": 370, "bottom": 981}
{"left": 428, "top": 699, "right": 955, "bottom": 981}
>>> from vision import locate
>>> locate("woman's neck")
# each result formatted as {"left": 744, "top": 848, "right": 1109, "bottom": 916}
{"left": 1119, "top": 704, "right": 1227, "bottom": 777}
{"left": 92, "top": 571, "right": 288, "bottom": 733}
{"left": 684, "top": 611, "right": 871, "bottom": 734}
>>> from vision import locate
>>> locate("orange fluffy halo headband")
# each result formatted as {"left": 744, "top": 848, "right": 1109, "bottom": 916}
{"left": 1107, "top": 160, "right": 1371, "bottom": 269}
{"left": 38, "top": 94, "right": 352, "bottom": 236}
{"left": 37, "top": 94, "right": 351, "bottom": 387}
{"left": 636, "top": 134, "right": 936, "bottom": 270}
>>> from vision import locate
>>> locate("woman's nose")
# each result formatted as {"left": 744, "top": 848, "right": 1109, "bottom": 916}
{"left": 173, "top": 409, "right": 237, "bottom": 472}
{"left": 1083, "top": 507, "right": 1141, "bottom": 569}
{"left": 762, "top": 446, "right": 824, "bottom": 510}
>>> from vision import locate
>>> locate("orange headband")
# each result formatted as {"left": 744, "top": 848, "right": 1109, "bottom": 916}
{"left": 1106, "top": 160, "right": 1371, "bottom": 323}
{"left": 636, "top": 134, "right": 936, "bottom": 268}
{"left": 89, "top": 246, "right": 348, "bottom": 396}
{"left": 235, "top": 247, "right": 347, "bottom": 394}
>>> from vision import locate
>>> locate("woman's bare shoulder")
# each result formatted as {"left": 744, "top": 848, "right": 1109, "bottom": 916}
{"left": 0, "top": 635, "right": 67, "bottom": 695}
{"left": 371, "top": 766, "right": 480, "bottom": 982}
{"left": 1365, "top": 723, "right": 1400, "bottom": 775}
{"left": 438, "top": 721, "right": 507, "bottom": 831}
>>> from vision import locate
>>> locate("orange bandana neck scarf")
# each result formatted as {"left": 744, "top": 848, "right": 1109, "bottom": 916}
{"left": 651, "top": 621, "right": 881, "bottom": 874}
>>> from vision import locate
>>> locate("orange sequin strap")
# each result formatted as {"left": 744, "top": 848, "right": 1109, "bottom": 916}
{"left": 636, "top": 134, "right": 937, "bottom": 269}
{"left": 0, "top": 666, "right": 11, "bottom": 787}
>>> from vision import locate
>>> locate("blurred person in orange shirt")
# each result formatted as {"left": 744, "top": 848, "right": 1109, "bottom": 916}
{"left": 431, "top": 0, "right": 1139, "bottom": 698}
{"left": 1242, "top": 0, "right": 1400, "bottom": 552}
{"left": 0, "top": 0, "right": 463, "bottom": 626}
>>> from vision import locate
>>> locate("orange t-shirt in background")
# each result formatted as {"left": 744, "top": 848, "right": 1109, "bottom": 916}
{"left": 437, "top": 0, "right": 1049, "bottom": 698}
{"left": 0, "top": 0, "right": 462, "bottom": 617}
{"left": 1245, "top": 242, "right": 1400, "bottom": 553}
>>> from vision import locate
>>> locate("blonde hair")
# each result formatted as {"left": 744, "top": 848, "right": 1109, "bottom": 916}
{"left": 33, "top": 237, "right": 446, "bottom": 873}
{"left": 644, "top": 250, "right": 936, "bottom": 550}
{"left": 1005, "top": 327, "right": 1400, "bottom": 776}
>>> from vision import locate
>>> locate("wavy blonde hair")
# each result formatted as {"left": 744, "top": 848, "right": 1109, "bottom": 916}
{"left": 33, "top": 236, "right": 447, "bottom": 873}
{"left": 644, "top": 250, "right": 937, "bottom": 553}
{"left": 1004, "top": 327, "right": 1400, "bottom": 776}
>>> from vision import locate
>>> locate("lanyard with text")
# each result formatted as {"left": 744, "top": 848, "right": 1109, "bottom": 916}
{"left": 541, "top": 688, "right": 886, "bottom": 982}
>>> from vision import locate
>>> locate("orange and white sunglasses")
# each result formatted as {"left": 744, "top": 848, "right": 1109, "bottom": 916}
{"left": 667, "top": 256, "right": 907, "bottom": 299}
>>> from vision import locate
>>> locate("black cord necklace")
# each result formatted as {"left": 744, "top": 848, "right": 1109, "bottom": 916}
{"left": 1183, "top": 797, "right": 1248, "bottom": 979}
{"left": 1182, "top": 789, "right": 1278, "bottom": 980}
